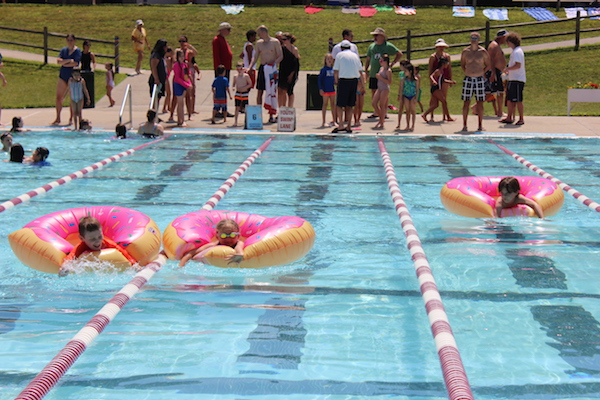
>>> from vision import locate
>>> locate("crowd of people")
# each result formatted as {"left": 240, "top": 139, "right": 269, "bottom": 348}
{"left": 0, "top": 21, "right": 526, "bottom": 135}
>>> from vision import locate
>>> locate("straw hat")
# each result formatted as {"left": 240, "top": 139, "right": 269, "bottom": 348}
{"left": 370, "top": 27, "right": 387, "bottom": 38}
{"left": 219, "top": 22, "right": 232, "bottom": 31}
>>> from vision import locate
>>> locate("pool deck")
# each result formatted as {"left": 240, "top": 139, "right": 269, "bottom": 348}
{"left": 1, "top": 44, "right": 599, "bottom": 137}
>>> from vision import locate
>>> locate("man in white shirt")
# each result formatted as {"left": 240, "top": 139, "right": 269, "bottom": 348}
{"left": 502, "top": 32, "right": 526, "bottom": 126}
{"left": 332, "top": 40, "right": 363, "bottom": 133}
{"left": 331, "top": 29, "right": 359, "bottom": 59}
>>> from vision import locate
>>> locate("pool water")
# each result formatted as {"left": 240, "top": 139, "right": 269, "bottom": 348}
{"left": 2, "top": 132, "right": 600, "bottom": 399}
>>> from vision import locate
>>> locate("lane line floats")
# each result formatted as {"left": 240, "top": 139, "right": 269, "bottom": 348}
{"left": 163, "top": 210, "right": 315, "bottom": 268}
{"left": 441, "top": 176, "right": 564, "bottom": 218}
{"left": 8, "top": 206, "right": 162, "bottom": 274}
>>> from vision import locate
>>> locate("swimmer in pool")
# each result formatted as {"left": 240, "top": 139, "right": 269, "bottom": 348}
{"left": 179, "top": 218, "right": 245, "bottom": 266}
{"left": 495, "top": 176, "right": 544, "bottom": 219}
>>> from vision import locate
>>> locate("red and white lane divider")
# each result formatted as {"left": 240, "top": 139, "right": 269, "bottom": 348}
{"left": 15, "top": 256, "right": 167, "bottom": 400}
{"left": 488, "top": 139, "right": 600, "bottom": 213}
{"left": 377, "top": 137, "right": 474, "bottom": 400}
{"left": 0, "top": 135, "right": 172, "bottom": 214}
{"left": 202, "top": 136, "right": 275, "bottom": 210}
{"left": 14, "top": 137, "right": 276, "bottom": 400}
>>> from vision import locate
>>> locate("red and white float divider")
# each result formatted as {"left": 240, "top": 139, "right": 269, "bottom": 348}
{"left": 14, "top": 136, "right": 276, "bottom": 400}
{"left": 377, "top": 137, "right": 474, "bottom": 400}
{"left": 0, "top": 135, "right": 171, "bottom": 214}
{"left": 488, "top": 139, "right": 600, "bottom": 213}
{"left": 202, "top": 136, "right": 275, "bottom": 211}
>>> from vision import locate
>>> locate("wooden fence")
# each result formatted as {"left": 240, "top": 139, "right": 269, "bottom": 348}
{"left": 0, "top": 26, "right": 120, "bottom": 72}
{"left": 354, "top": 11, "right": 600, "bottom": 61}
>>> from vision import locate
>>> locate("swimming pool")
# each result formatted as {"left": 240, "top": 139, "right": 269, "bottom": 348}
{"left": 3, "top": 131, "right": 600, "bottom": 399}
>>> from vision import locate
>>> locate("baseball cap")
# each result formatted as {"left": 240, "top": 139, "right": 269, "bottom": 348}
{"left": 340, "top": 40, "right": 352, "bottom": 48}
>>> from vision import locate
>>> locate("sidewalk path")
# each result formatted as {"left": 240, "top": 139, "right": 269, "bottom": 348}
{"left": 1, "top": 40, "right": 599, "bottom": 137}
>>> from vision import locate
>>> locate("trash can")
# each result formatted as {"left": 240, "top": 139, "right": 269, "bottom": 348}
{"left": 306, "top": 73, "right": 323, "bottom": 110}
{"left": 81, "top": 71, "right": 95, "bottom": 109}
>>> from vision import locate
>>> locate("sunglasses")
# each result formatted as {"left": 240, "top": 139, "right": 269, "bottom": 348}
{"left": 219, "top": 232, "right": 240, "bottom": 239}
{"left": 179, "top": 40, "right": 187, "bottom": 43}
{"left": 470, "top": 36, "right": 479, "bottom": 40}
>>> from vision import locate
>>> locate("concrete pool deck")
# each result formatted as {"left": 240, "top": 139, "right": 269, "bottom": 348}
{"left": 1, "top": 46, "right": 599, "bottom": 137}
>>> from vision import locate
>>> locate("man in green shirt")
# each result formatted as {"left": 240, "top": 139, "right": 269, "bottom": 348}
{"left": 364, "top": 27, "right": 403, "bottom": 118}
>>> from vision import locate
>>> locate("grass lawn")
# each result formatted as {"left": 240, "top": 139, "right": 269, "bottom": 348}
{"left": 0, "top": 5, "right": 598, "bottom": 115}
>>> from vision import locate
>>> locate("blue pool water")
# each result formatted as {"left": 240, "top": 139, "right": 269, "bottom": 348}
{"left": 2, "top": 131, "right": 600, "bottom": 399}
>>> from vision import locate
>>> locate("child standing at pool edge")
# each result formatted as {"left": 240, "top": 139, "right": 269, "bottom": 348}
{"left": 179, "top": 219, "right": 245, "bottom": 267}
{"left": 495, "top": 176, "right": 544, "bottom": 219}
{"left": 68, "top": 69, "right": 90, "bottom": 130}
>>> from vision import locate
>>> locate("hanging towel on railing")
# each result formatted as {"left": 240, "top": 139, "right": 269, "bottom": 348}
{"left": 483, "top": 8, "right": 509, "bottom": 21}
{"left": 523, "top": 7, "right": 558, "bottom": 21}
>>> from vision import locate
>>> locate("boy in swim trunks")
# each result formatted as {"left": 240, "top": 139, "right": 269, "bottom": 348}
{"left": 232, "top": 61, "right": 252, "bottom": 127}
{"left": 495, "top": 177, "right": 543, "bottom": 219}
{"left": 211, "top": 65, "right": 232, "bottom": 124}
{"left": 179, "top": 219, "right": 245, "bottom": 266}
{"left": 60, "top": 216, "right": 137, "bottom": 275}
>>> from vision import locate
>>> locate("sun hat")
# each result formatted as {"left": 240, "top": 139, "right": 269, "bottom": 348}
{"left": 496, "top": 29, "right": 508, "bottom": 37}
{"left": 340, "top": 40, "right": 352, "bottom": 49}
{"left": 136, "top": 19, "right": 144, "bottom": 26}
{"left": 370, "top": 27, "right": 386, "bottom": 38}
{"left": 435, "top": 38, "right": 449, "bottom": 48}
{"left": 219, "top": 22, "right": 232, "bottom": 30}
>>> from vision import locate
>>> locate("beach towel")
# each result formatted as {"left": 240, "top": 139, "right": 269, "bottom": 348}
{"left": 305, "top": 5, "right": 323, "bottom": 14}
{"left": 374, "top": 4, "right": 393, "bottom": 11}
{"left": 483, "top": 8, "right": 509, "bottom": 21}
{"left": 263, "top": 64, "right": 278, "bottom": 115}
{"left": 342, "top": 6, "right": 359, "bottom": 14}
{"left": 565, "top": 7, "right": 587, "bottom": 18}
{"left": 588, "top": 7, "right": 600, "bottom": 19}
{"left": 523, "top": 7, "right": 558, "bottom": 21}
{"left": 453, "top": 6, "right": 475, "bottom": 17}
{"left": 359, "top": 6, "right": 377, "bottom": 17}
{"left": 395, "top": 6, "right": 416, "bottom": 15}
{"left": 220, "top": 4, "right": 244, "bottom": 15}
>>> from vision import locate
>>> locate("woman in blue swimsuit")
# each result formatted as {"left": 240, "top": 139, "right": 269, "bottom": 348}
{"left": 52, "top": 34, "right": 81, "bottom": 126}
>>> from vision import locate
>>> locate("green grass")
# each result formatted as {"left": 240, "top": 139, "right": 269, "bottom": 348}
{"left": 0, "top": 4, "right": 598, "bottom": 115}
{"left": 0, "top": 58, "right": 125, "bottom": 108}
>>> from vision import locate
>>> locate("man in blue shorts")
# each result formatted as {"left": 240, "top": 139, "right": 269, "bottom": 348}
{"left": 460, "top": 32, "right": 490, "bottom": 132}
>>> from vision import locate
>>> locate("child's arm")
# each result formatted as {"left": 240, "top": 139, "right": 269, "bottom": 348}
{"left": 519, "top": 195, "right": 545, "bottom": 219}
{"left": 179, "top": 239, "right": 218, "bottom": 267}
{"left": 430, "top": 69, "right": 440, "bottom": 85}
{"left": 494, "top": 197, "right": 503, "bottom": 218}
{"left": 382, "top": 69, "right": 393, "bottom": 86}
{"left": 416, "top": 75, "right": 420, "bottom": 93}
{"left": 397, "top": 78, "right": 405, "bottom": 100}
{"left": 0, "top": 71, "right": 6, "bottom": 86}
{"left": 225, "top": 240, "right": 245, "bottom": 264}
{"left": 227, "top": 86, "right": 232, "bottom": 100}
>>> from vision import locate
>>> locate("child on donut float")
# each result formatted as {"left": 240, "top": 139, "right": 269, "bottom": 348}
{"left": 60, "top": 216, "right": 137, "bottom": 275}
{"left": 495, "top": 176, "right": 544, "bottom": 219}
{"left": 179, "top": 218, "right": 245, "bottom": 267}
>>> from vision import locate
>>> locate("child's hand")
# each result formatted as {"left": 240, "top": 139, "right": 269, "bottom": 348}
{"left": 225, "top": 254, "right": 243, "bottom": 264}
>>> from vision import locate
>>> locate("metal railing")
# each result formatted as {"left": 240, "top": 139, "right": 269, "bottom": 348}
{"left": 118, "top": 84, "right": 133, "bottom": 128}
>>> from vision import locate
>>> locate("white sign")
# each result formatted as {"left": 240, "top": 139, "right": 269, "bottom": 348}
{"left": 277, "top": 107, "right": 296, "bottom": 132}
{"left": 245, "top": 105, "right": 263, "bottom": 130}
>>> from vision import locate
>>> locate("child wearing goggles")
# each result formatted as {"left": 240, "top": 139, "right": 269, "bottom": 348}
{"left": 179, "top": 218, "right": 245, "bottom": 266}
